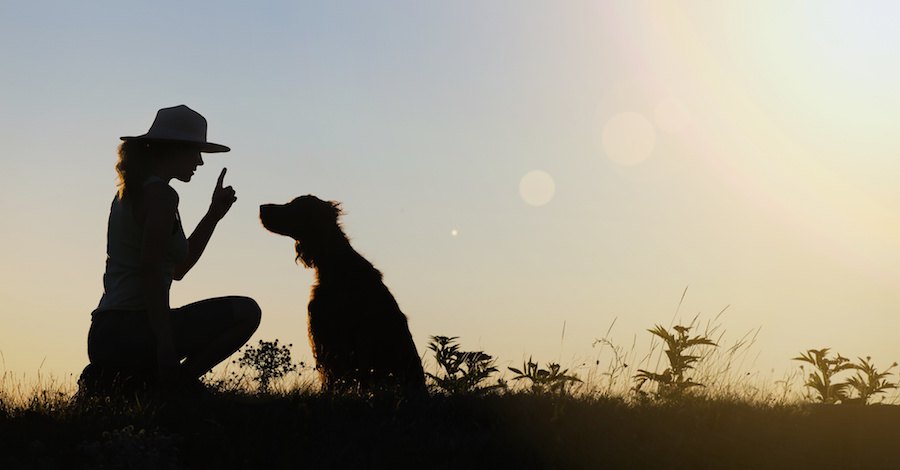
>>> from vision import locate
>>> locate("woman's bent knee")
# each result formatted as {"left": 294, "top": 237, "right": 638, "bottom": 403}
{"left": 232, "top": 296, "right": 261, "bottom": 327}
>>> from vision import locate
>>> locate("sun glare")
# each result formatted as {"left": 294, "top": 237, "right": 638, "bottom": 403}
{"left": 654, "top": 97, "right": 691, "bottom": 134}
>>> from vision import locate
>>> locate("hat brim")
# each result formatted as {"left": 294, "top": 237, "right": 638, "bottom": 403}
{"left": 120, "top": 135, "right": 231, "bottom": 153}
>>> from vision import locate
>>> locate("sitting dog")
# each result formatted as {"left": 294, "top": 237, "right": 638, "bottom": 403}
{"left": 260, "top": 195, "right": 426, "bottom": 394}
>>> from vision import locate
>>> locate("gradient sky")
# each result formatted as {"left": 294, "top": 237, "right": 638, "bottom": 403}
{"left": 2, "top": 1, "right": 899, "bottom": 384}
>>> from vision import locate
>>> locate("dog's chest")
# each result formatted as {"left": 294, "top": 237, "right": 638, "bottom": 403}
{"left": 308, "top": 282, "right": 359, "bottom": 314}
{"left": 307, "top": 280, "right": 389, "bottom": 318}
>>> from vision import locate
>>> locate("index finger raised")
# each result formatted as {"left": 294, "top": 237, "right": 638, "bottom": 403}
{"left": 217, "top": 167, "right": 227, "bottom": 188}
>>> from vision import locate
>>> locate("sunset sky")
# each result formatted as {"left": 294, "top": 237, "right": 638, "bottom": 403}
{"left": 2, "top": 1, "right": 899, "bottom": 383}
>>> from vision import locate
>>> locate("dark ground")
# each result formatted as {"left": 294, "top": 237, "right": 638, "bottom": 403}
{"left": 2, "top": 392, "right": 899, "bottom": 469}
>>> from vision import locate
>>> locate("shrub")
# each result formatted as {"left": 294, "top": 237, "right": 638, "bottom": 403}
{"left": 792, "top": 348, "right": 854, "bottom": 404}
{"left": 633, "top": 325, "right": 717, "bottom": 400}
{"left": 508, "top": 358, "right": 581, "bottom": 395}
{"left": 426, "top": 336, "right": 504, "bottom": 395}
{"left": 845, "top": 357, "right": 898, "bottom": 404}
{"left": 794, "top": 350, "right": 898, "bottom": 405}
{"left": 234, "top": 340, "right": 298, "bottom": 393}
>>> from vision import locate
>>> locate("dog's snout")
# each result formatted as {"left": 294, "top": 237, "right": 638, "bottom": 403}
{"left": 259, "top": 203, "right": 293, "bottom": 237}
{"left": 259, "top": 204, "right": 277, "bottom": 220}
{"left": 259, "top": 204, "right": 273, "bottom": 225}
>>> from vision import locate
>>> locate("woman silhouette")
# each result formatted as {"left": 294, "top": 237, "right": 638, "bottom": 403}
{"left": 81, "top": 105, "right": 261, "bottom": 395}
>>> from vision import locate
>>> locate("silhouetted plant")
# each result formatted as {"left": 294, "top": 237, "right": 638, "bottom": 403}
{"left": 426, "top": 336, "right": 504, "bottom": 395}
{"left": 508, "top": 358, "right": 581, "bottom": 395}
{"left": 792, "top": 348, "right": 854, "bottom": 404}
{"left": 235, "top": 339, "right": 298, "bottom": 393}
{"left": 592, "top": 318, "right": 631, "bottom": 395}
{"left": 844, "top": 357, "right": 897, "bottom": 405}
{"left": 633, "top": 325, "right": 717, "bottom": 400}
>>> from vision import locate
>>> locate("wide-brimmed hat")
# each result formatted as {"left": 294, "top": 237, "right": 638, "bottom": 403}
{"left": 120, "top": 105, "right": 230, "bottom": 153}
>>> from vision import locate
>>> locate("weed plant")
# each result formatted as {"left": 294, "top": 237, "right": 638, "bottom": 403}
{"left": 794, "top": 349, "right": 899, "bottom": 404}
{"left": 426, "top": 336, "right": 504, "bottom": 395}
{"left": 845, "top": 357, "right": 898, "bottom": 404}
{"left": 238, "top": 339, "right": 299, "bottom": 392}
{"left": 204, "top": 347, "right": 314, "bottom": 397}
{"left": 508, "top": 358, "right": 581, "bottom": 395}
{"left": 589, "top": 291, "right": 768, "bottom": 402}
{"left": 591, "top": 334, "right": 631, "bottom": 395}
{"left": 633, "top": 324, "right": 717, "bottom": 400}
{"left": 793, "top": 348, "right": 853, "bottom": 404}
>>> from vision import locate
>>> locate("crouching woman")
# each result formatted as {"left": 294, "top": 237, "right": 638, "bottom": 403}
{"left": 81, "top": 105, "right": 260, "bottom": 396}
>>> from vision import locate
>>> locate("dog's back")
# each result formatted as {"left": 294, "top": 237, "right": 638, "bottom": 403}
{"left": 308, "top": 250, "right": 425, "bottom": 394}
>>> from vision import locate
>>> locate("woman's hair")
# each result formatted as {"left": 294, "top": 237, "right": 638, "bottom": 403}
{"left": 115, "top": 140, "right": 156, "bottom": 202}
{"left": 116, "top": 140, "right": 190, "bottom": 201}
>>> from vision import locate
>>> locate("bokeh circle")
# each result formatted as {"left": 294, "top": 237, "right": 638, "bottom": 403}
{"left": 519, "top": 170, "right": 556, "bottom": 206}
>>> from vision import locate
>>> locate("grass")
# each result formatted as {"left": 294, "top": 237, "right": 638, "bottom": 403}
{"left": 3, "top": 383, "right": 900, "bottom": 469}
{"left": 2, "top": 311, "right": 899, "bottom": 469}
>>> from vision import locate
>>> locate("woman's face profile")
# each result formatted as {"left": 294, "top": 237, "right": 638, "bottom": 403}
{"left": 158, "top": 144, "right": 203, "bottom": 182}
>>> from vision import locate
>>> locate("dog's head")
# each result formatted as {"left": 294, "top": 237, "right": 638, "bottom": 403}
{"left": 260, "top": 195, "right": 344, "bottom": 268}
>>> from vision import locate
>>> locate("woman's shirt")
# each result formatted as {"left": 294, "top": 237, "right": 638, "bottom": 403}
{"left": 94, "top": 177, "right": 189, "bottom": 313}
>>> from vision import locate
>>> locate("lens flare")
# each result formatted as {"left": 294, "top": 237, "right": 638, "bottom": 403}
{"left": 519, "top": 170, "right": 556, "bottom": 206}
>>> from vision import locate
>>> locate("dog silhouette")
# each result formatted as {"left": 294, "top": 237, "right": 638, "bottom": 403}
{"left": 260, "top": 195, "right": 426, "bottom": 394}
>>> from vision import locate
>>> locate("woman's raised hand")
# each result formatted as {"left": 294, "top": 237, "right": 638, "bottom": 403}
{"left": 209, "top": 167, "right": 237, "bottom": 220}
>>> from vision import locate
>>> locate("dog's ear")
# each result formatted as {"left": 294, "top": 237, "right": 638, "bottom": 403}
{"left": 310, "top": 199, "right": 342, "bottom": 223}
{"left": 294, "top": 240, "right": 309, "bottom": 267}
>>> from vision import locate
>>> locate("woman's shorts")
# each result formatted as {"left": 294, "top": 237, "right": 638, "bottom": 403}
{"left": 87, "top": 296, "right": 249, "bottom": 376}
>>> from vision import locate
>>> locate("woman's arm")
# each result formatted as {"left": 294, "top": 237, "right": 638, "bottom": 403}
{"left": 174, "top": 210, "right": 220, "bottom": 281}
{"left": 174, "top": 168, "right": 237, "bottom": 280}
{"left": 140, "top": 182, "right": 181, "bottom": 383}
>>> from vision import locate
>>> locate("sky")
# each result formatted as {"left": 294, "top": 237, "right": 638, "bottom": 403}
{"left": 1, "top": 1, "right": 899, "bottom": 385}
